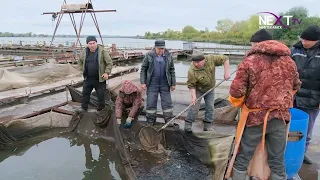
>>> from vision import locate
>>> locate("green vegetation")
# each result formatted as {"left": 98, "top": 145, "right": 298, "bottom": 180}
{"left": 0, "top": 32, "right": 35, "bottom": 37}
{"left": 143, "top": 6, "right": 320, "bottom": 46}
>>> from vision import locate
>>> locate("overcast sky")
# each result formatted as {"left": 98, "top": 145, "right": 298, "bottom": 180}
{"left": 1, "top": 0, "right": 319, "bottom": 36}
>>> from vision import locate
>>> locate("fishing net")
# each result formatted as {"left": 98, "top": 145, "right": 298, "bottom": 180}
{"left": 0, "top": 111, "right": 74, "bottom": 146}
{"left": 0, "top": 75, "right": 238, "bottom": 180}
{"left": 69, "top": 82, "right": 237, "bottom": 179}
{"left": 164, "top": 130, "right": 235, "bottom": 180}
{"left": 136, "top": 77, "right": 239, "bottom": 150}
{"left": 214, "top": 105, "right": 240, "bottom": 125}
{"left": 139, "top": 124, "right": 163, "bottom": 150}
{"left": 0, "top": 63, "right": 81, "bottom": 92}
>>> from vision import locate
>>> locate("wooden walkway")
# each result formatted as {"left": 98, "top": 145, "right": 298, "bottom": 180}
{"left": 0, "top": 65, "right": 139, "bottom": 105}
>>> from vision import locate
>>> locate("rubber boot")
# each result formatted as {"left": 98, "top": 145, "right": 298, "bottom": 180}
{"left": 184, "top": 121, "right": 192, "bottom": 133}
{"left": 231, "top": 167, "right": 248, "bottom": 180}
{"left": 97, "top": 106, "right": 105, "bottom": 112}
{"left": 163, "top": 112, "right": 174, "bottom": 127}
{"left": 76, "top": 107, "right": 87, "bottom": 114}
{"left": 203, "top": 122, "right": 216, "bottom": 132}
{"left": 270, "top": 172, "right": 287, "bottom": 180}
{"left": 303, "top": 154, "right": 313, "bottom": 164}
{"left": 146, "top": 112, "right": 156, "bottom": 126}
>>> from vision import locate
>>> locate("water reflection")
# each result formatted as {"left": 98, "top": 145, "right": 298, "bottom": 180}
{"left": 0, "top": 131, "right": 127, "bottom": 180}
{"left": 73, "top": 137, "right": 124, "bottom": 180}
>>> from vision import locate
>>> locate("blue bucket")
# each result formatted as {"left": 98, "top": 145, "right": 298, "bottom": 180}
{"left": 285, "top": 108, "right": 309, "bottom": 179}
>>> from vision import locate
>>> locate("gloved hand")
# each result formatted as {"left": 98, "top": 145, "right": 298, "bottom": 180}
{"left": 124, "top": 117, "right": 133, "bottom": 129}
{"left": 116, "top": 118, "right": 121, "bottom": 127}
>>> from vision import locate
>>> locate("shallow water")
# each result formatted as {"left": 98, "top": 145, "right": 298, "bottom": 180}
{"left": 0, "top": 131, "right": 128, "bottom": 180}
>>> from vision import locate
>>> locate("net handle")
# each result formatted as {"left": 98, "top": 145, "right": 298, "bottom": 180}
{"left": 157, "top": 70, "right": 237, "bottom": 132}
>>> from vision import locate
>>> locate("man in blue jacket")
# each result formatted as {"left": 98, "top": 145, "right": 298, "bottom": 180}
{"left": 140, "top": 40, "right": 176, "bottom": 125}
{"left": 291, "top": 24, "right": 320, "bottom": 164}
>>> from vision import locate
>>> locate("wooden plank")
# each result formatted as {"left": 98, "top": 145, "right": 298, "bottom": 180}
{"left": 18, "top": 102, "right": 68, "bottom": 119}
{"left": 0, "top": 66, "right": 139, "bottom": 104}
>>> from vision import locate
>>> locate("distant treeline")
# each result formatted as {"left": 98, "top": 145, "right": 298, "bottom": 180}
{"left": 143, "top": 6, "right": 320, "bottom": 46}
{"left": 0, "top": 32, "right": 141, "bottom": 39}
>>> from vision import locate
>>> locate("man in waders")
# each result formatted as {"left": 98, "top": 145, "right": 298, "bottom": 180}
{"left": 185, "top": 50, "right": 230, "bottom": 133}
{"left": 140, "top": 40, "right": 176, "bottom": 125}
{"left": 77, "top": 36, "right": 113, "bottom": 113}
{"left": 290, "top": 24, "right": 320, "bottom": 164}
{"left": 228, "top": 29, "right": 301, "bottom": 180}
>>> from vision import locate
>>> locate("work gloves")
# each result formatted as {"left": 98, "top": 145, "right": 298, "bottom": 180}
{"left": 116, "top": 117, "right": 133, "bottom": 129}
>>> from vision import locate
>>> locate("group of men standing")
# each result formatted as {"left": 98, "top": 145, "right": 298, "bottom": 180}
{"left": 76, "top": 24, "right": 320, "bottom": 179}
{"left": 140, "top": 39, "right": 231, "bottom": 132}
{"left": 76, "top": 35, "right": 231, "bottom": 132}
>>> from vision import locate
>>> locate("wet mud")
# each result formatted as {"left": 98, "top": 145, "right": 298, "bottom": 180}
{"left": 135, "top": 150, "right": 212, "bottom": 180}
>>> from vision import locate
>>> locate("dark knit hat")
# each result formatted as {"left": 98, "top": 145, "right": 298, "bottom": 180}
{"left": 86, "top": 36, "right": 97, "bottom": 44}
{"left": 191, "top": 50, "right": 205, "bottom": 61}
{"left": 154, "top": 40, "right": 165, "bottom": 48}
{"left": 250, "top": 29, "right": 272, "bottom": 42}
{"left": 300, "top": 25, "right": 320, "bottom": 41}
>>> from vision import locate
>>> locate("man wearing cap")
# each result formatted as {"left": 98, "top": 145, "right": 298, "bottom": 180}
{"left": 77, "top": 36, "right": 113, "bottom": 113}
{"left": 185, "top": 50, "right": 230, "bottom": 132}
{"left": 228, "top": 29, "right": 301, "bottom": 180}
{"left": 290, "top": 24, "right": 320, "bottom": 164}
{"left": 140, "top": 40, "right": 176, "bottom": 125}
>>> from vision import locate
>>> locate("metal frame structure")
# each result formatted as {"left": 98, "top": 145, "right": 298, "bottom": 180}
{"left": 42, "top": 0, "right": 116, "bottom": 56}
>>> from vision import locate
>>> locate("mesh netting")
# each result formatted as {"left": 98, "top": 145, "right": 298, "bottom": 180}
{"left": 0, "top": 63, "right": 81, "bottom": 92}
{"left": 139, "top": 126, "right": 163, "bottom": 150}
{"left": 164, "top": 130, "right": 234, "bottom": 180}
{"left": 77, "top": 83, "right": 237, "bottom": 179}
{"left": 0, "top": 111, "right": 74, "bottom": 146}
{"left": 214, "top": 105, "right": 240, "bottom": 125}
{"left": 0, "top": 75, "right": 238, "bottom": 180}
{"left": 3, "top": 111, "right": 73, "bottom": 138}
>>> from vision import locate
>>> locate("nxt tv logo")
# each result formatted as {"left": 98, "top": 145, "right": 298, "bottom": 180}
{"left": 258, "top": 12, "right": 302, "bottom": 29}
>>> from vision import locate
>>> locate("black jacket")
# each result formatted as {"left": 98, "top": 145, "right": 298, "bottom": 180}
{"left": 140, "top": 49, "right": 176, "bottom": 87}
{"left": 291, "top": 41, "right": 320, "bottom": 109}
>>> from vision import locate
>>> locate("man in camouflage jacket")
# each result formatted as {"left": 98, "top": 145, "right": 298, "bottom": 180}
{"left": 185, "top": 50, "right": 230, "bottom": 132}
{"left": 229, "top": 29, "right": 301, "bottom": 180}
{"left": 115, "top": 80, "right": 144, "bottom": 128}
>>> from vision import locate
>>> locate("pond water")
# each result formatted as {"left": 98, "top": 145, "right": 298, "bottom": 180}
{"left": 0, "top": 127, "right": 213, "bottom": 180}
{"left": 0, "top": 130, "right": 128, "bottom": 180}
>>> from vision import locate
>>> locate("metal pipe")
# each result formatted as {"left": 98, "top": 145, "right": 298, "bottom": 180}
{"left": 42, "top": 10, "right": 116, "bottom": 15}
